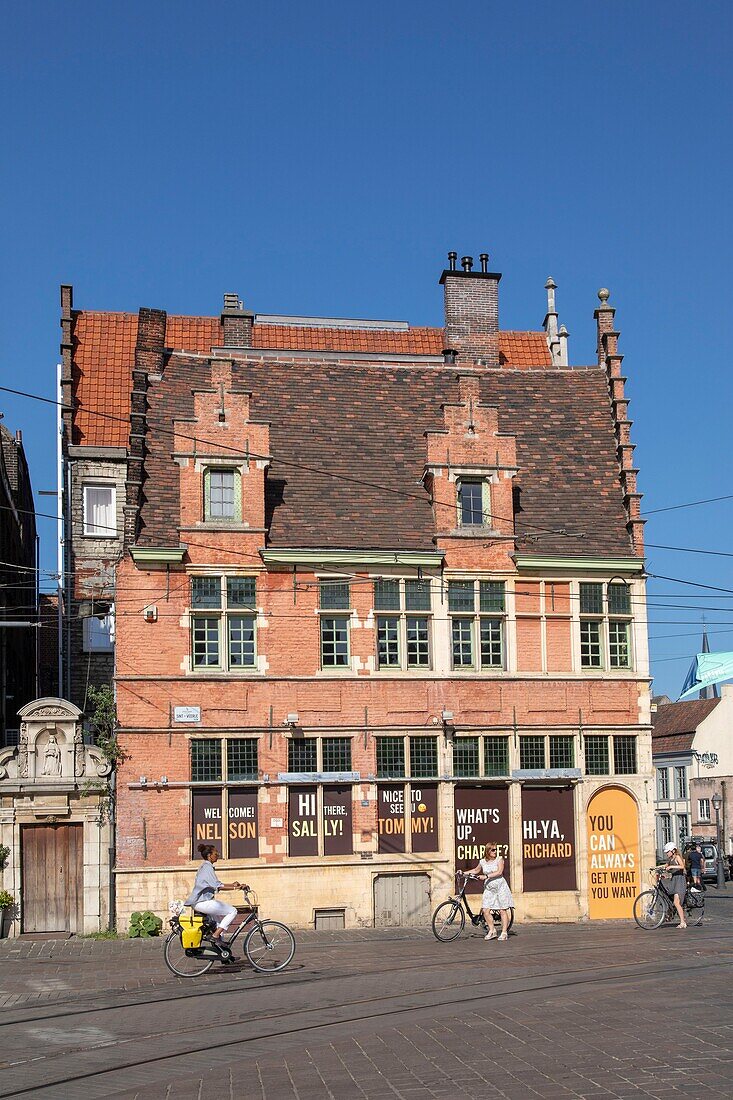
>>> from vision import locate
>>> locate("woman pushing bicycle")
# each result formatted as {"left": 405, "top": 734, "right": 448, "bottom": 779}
{"left": 661, "top": 840, "right": 687, "bottom": 929}
{"left": 465, "top": 841, "right": 514, "bottom": 941}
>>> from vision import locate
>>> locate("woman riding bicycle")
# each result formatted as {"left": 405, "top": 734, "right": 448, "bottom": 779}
{"left": 662, "top": 840, "right": 687, "bottom": 929}
{"left": 185, "top": 844, "right": 241, "bottom": 944}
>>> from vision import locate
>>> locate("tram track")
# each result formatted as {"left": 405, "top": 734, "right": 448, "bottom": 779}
{"left": 1, "top": 950, "right": 731, "bottom": 1099}
{"left": 1, "top": 923, "right": 728, "bottom": 1029}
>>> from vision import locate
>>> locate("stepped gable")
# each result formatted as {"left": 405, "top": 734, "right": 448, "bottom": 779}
{"left": 70, "top": 313, "right": 552, "bottom": 448}
{"left": 135, "top": 353, "right": 632, "bottom": 558}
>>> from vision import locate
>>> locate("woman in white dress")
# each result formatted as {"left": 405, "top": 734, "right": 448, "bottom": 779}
{"left": 467, "top": 842, "right": 514, "bottom": 941}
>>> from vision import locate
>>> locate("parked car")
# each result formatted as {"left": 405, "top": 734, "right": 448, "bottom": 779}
{"left": 683, "top": 840, "right": 731, "bottom": 884}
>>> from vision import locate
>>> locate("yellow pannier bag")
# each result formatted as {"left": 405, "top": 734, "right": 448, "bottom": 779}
{"left": 179, "top": 913, "right": 204, "bottom": 949}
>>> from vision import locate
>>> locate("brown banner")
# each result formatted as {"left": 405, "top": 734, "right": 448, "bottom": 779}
{"left": 323, "top": 786, "right": 353, "bottom": 855}
{"left": 454, "top": 786, "right": 510, "bottom": 893}
{"left": 410, "top": 784, "right": 439, "bottom": 852}
{"left": 521, "top": 786, "right": 577, "bottom": 892}
{"left": 228, "top": 788, "right": 259, "bottom": 859}
{"left": 378, "top": 784, "right": 406, "bottom": 854}
{"left": 288, "top": 786, "right": 318, "bottom": 856}
{"left": 191, "top": 788, "right": 223, "bottom": 857}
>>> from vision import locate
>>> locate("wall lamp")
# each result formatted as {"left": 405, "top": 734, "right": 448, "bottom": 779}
{"left": 441, "top": 709, "right": 455, "bottom": 739}
{"left": 284, "top": 713, "right": 300, "bottom": 733}
{"left": 139, "top": 775, "right": 148, "bottom": 786}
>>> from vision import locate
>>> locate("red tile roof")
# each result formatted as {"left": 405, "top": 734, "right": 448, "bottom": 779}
{"left": 70, "top": 311, "right": 553, "bottom": 448}
{"left": 651, "top": 699, "right": 720, "bottom": 754}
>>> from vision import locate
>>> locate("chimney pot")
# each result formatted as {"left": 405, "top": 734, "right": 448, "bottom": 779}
{"left": 448, "top": 251, "right": 457, "bottom": 271}
{"left": 545, "top": 277, "right": 556, "bottom": 290}
{"left": 442, "top": 348, "right": 457, "bottom": 365}
{"left": 461, "top": 256, "right": 473, "bottom": 272}
{"left": 479, "top": 253, "right": 489, "bottom": 273}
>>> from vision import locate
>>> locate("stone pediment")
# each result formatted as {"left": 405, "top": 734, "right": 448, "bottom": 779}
{"left": 0, "top": 696, "right": 111, "bottom": 785}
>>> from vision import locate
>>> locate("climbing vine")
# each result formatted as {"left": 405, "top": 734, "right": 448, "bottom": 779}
{"left": 83, "top": 684, "right": 127, "bottom": 824}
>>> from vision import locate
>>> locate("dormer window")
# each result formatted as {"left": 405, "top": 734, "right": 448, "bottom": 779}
{"left": 457, "top": 478, "right": 487, "bottom": 526}
{"left": 204, "top": 467, "right": 240, "bottom": 522}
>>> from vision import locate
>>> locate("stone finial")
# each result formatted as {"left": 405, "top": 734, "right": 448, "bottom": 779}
{"left": 598, "top": 288, "right": 611, "bottom": 304}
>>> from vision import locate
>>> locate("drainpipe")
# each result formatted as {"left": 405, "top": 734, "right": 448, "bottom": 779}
{"left": 56, "top": 362, "right": 64, "bottom": 696}
{"left": 108, "top": 768, "right": 116, "bottom": 931}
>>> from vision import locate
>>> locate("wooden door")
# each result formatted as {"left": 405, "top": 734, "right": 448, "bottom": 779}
{"left": 373, "top": 873, "right": 430, "bottom": 927}
{"left": 21, "top": 824, "right": 83, "bottom": 933}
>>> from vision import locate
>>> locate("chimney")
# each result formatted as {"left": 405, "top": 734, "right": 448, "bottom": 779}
{"left": 440, "top": 250, "right": 501, "bottom": 366}
{"left": 221, "top": 293, "right": 254, "bottom": 347}
{"left": 543, "top": 277, "right": 560, "bottom": 365}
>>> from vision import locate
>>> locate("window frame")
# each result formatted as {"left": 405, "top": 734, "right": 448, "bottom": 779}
{"left": 190, "top": 574, "right": 258, "bottom": 673}
{"left": 447, "top": 579, "right": 506, "bottom": 672}
{"left": 373, "top": 578, "right": 433, "bottom": 672}
{"left": 698, "top": 797, "right": 711, "bottom": 822}
{"left": 82, "top": 483, "right": 117, "bottom": 538}
{"left": 578, "top": 580, "right": 634, "bottom": 671}
{"left": 457, "top": 478, "right": 489, "bottom": 527}
{"left": 203, "top": 466, "right": 241, "bottom": 523}
{"left": 82, "top": 612, "right": 114, "bottom": 653}
{"left": 584, "top": 734, "right": 638, "bottom": 777}
{"left": 375, "top": 734, "right": 439, "bottom": 779}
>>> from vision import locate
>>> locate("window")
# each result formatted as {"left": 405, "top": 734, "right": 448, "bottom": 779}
{"left": 484, "top": 737, "right": 509, "bottom": 777}
{"left": 657, "top": 767, "right": 669, "bottom": 800}
{"left": 83, "top": 613, "right": 114, "bottom": 652}
{"left": 319, "top": 581, "right": 350, "bottom": 669}
{"left": 190, "top": 575, "right": 257, "bottom": 671}
{"left": 204, "top": 468, "right": 239, "bottom": 521}
{"left": 519, "top": 736, "right": 546, "bottom": 770}
{"left": 374, "top": 579, "right": 431, "bottom": 671}
{"left": 376, "top": 737, "right": 406, "bottom": 778}
{"left": 675, "top": 766, "right": 687, "bottom": 799}
{"left": 659, "top": 813, "right": 672, "bottom": 847}
{"left": 458, "top": 479, "right": 486, "bottom": 526}
{"left": 83, "top": 484, "right": 116, "bottom": 537}
{"left": 613, "top": 736, "right": 637, "bottom": 775}
{"left": 585, "top": 735, "right": 610, "bottom": 776}
{"left": 549, "top": 736, "right": 574, "bottom": 769}
{"left": 677, "top": 814, "right": 689, "bottom": 846}
{"left": 448, "top": 579, "right": 506, "bottom": 671}
{"left": 227, "top": 739, "right": 258, "bottom": 781}
{"left": 191, "top": 739, "right": 223, "bottom": 782}
{"left": 376, "top": 735, "right": 438, "bottom": 779}
{"left": 585, "top": 734, "right": 637, "bottom": 776}
{"left": 288, "top": 738, "right": 318, "bottom": 772}
{"left": 453, "top": 737, "right": 479, "bottom": 778}
{"left": 322, "top": 738, "right": 352, "bottom": 772}
{"left": 320, "top": 580, "right": 350, "bottom": 610}
{"left": 579, "top": 581, "right": 633, "bottom": 670}
{"left": 698, "top": 798, "right": 711, "bottom": 822}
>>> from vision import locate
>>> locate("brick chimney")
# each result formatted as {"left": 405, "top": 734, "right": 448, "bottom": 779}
{"left": 221, "top": 293, "right": 254, "bottom": 347}
{"left": 440, "top": 251, "right": 501, "bottom": 366}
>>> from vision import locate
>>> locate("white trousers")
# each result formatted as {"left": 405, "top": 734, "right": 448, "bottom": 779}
{"left": 194, "top": 898, "right": 237, "bottom": 931}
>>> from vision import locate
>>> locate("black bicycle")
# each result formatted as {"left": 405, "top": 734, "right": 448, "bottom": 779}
{"left": 632, "top": 868, "right": 705, "bottom": 930}
{"left": 164, "top": 886, "right": 296, "bottom": 976}
{"left": 432, "top": 871, "right": 515, "bottom": 942}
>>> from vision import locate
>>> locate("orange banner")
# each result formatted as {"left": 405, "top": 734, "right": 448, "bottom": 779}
{"left": 586, "top": 787, "right": 640, "bottom": 919}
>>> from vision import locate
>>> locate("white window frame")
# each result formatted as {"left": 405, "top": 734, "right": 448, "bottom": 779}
{"left": 698, "top": 798, "right": 711, "bottom": 822}
{"left": 83, "top": 613, "right": 115, "bottom": 652}
{"left": 578, "top": 581, "right": 634, "bottom": 671}
{"left": 82, "top": 483, "right": 116, "bottom": 538}
{"left": 447, "top": 579, "right": 506, "bottom": 672}
{"left": 456, "top": 477, "right": 490, "bottom": 528}
{"left": 374, "top": 579, "right": 433, "bottom": 672}
{"left": 190, "top": 575, "right": 258, "bottom": 672}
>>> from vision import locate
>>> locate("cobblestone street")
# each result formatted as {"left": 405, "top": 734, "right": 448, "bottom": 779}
{"left": 1, "top": 891, "right": 732, "bottom": 1099}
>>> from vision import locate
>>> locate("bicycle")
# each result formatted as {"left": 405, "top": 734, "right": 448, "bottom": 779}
{"left": 632, "top": 868, "right": 705, "bottom": 930}
{"left": 432, "top": 871, "right": 515, "bottom": 942}
{"left": 164, "top": 886, "right": 296, "bottom": 977}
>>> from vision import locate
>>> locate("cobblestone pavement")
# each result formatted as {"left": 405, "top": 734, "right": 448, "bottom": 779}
{"left": 1, "top": 891, "right": 732, "bottom": 1099}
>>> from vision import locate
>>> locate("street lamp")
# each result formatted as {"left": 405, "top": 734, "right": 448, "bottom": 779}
{"left": 711, "top": 792, "right": 726, "bottom": 889}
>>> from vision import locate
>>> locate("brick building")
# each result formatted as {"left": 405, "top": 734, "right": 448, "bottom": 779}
{"left": 64, "top": 255, "right": 654, "bottom": 928}
{"left": 0, "top": 423, "right": 37, "bottom": 745}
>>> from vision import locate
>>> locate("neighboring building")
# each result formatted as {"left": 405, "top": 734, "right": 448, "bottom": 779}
{"left": 0, "top": 424, "right": 37, "bottom": 746}
{"left": 652, "top": 687, "right": 733, "bottom": 859}
{"left": 63, "top": 256, "right": 654, "bottom": 929}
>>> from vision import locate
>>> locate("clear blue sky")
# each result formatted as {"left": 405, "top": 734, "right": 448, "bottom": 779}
{"left": 2, "top": 1, "right": 732, "bottom": 697}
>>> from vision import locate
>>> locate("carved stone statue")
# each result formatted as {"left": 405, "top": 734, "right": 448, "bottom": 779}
{"left": 42, "top": 733, "right": 62, "bottom": 777}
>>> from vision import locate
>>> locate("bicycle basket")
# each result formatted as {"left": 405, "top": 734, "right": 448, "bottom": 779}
{"left": 179, "top": 914, "right": 204, "bottom": 949}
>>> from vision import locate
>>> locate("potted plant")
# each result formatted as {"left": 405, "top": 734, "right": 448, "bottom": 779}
{"left": 0, "top": 891, "right": 15, "bottom": 939}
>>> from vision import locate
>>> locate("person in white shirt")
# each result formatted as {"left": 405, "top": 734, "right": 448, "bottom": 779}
{"left": 185, "top": 844, "right": 241, "bottom": 943}
{"left": 466, "top": 842, "right": 514, "bottom": 942}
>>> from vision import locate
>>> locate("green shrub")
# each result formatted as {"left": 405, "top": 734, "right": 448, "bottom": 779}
{"left": 0, "top": 890, "right": 15, "bottom": 910}
{"left": 128, "top": 910, "right": 163, "bottom": 938}
{"left": 0, "top": 844, "right": 9, "bottom": 869}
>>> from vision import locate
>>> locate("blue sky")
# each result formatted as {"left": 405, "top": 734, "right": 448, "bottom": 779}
{"left": 1, "top": 1, "right": 732, "bottom": 697}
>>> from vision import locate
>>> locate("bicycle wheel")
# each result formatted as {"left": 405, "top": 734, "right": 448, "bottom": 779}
{"left": 490, "top": 908, "right": 515, "bottom": 932}
{"left": 431, "top": 901, "right": 466, "bottom": 942}
{"left": 633, "top": 890, "right": 667, "bottom": 930}
{"left": 684, "top": 894, "right": 705, "bottom": 927}
{"left": 244, "top": 920, "right": 296, "bottom": 973}
{"left": 163, "top": 930, "right": 215, "bottom": 977}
